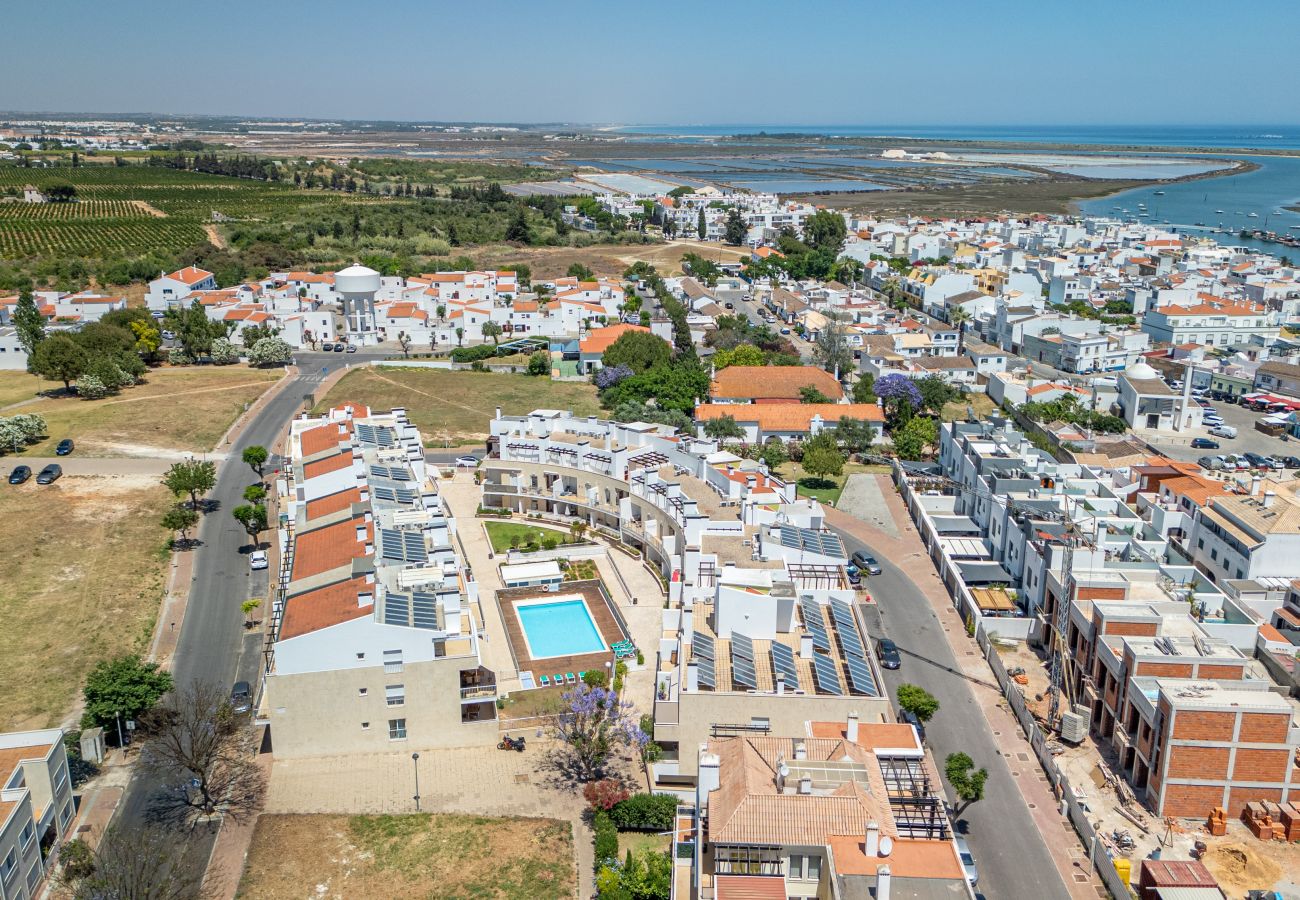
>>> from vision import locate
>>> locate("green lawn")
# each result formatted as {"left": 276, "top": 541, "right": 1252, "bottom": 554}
{"left": 617, "top": 831, "right": 672, "bottom": 858}
{"left": 780, "top": 460, "right": 891, "bottom": 506}
{"left": 498, "top": 685, "right": 568, "bottom": 720}
{"left": 483, "top": 521, "right": 573, "bottom": 554}
{"left": 314, "top": 366, "right": 600, "bottom": 445}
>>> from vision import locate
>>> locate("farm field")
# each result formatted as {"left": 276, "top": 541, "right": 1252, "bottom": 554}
{"left": 0, "top": 474, "right": 174, "bottom": 730}
{"left": 314, "top": 366, "right": 600, "bottom": 445}
{"left": 17, "top": 366, "right": 283, "bottom": 456}
{"left": 238, "top": 813, "right": 575, "bottom": 900}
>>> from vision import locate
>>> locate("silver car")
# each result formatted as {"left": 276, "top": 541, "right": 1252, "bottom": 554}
{"left": 1198, "top": 455, "right": 1223, "bottom": 470}
{"left": 954, "top": 835, "right": 978, "bottom": 887}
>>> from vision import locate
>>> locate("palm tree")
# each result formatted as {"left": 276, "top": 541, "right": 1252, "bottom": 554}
{"left": 949, "top": 307, "right": 972, "bottom": 355}
{"left": 884, "top": 277, "right": 908, "bottom": 313}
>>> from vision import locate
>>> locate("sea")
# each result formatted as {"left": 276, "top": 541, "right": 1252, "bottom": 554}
{"left": 615, "top": 125, "right": 1300, "bottom": 256}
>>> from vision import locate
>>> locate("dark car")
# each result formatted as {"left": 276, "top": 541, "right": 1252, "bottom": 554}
{"left": 1190, "top": 438, "right": 1220, "bottom": 449}
{"left": 321, "top": 342, "right": 334, "bottom": 352}
{"left": 1243, "top": 452, "right": 1271, "bottom": 470}
{"left": 846, "top": 569, "right": 863, "bottom": 588}
{"left": 230, "top": 681, "right": 252, "bottom": 715}
{"left": 333, "top": 343, "right": 346, "bottom": 352}
{"left": 8, "top": 465, "right": 31, "bottom": 485}
{"left": 851, "top": 551, "right": 882, "bottom": 576}
{"left": 1282, "top": 456, "right": 1300, "bottom": 469}
{"left": 898, "top": 707, "right": 925, "bottom": 740}
{"left": 55, "top": 438, "right": 75, "bottom": 456}
{"left": 35, "top": 464, "right": 62, "bottom": 484}
{"left": 876, "top": 638, "right": 902, "bottom": 670}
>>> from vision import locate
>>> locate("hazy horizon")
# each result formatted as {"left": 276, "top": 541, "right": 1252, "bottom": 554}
{"left": 4, "top": 0, "right": 1298, "bottom": 126}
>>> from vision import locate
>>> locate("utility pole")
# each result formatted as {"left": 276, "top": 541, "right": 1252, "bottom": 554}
{"left": 412, "top": 752, "right": 421, "bottom": 812}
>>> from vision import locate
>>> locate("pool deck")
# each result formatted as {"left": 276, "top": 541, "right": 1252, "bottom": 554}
{"left": 498, "top": 580, "right": 625, "bottom": 685}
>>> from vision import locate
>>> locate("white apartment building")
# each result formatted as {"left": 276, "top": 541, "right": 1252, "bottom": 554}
{"left": 0, "top": 729, "right": 74, "bottom": 900}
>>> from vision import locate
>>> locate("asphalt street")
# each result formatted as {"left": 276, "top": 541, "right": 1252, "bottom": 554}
{"left": 839, "top": 529, "right": 1072, "bottom": 900}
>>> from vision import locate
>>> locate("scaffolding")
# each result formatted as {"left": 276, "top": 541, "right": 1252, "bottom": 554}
{"left": 877, "top": 755, "right": 951, "bottom": 840}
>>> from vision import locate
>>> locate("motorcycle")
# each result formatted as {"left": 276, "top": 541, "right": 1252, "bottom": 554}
{"left": 497, "top": 735, "right": 526, "bottom": 752}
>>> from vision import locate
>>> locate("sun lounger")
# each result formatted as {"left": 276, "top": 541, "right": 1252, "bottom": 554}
{"left": 565, "top": 672, "right": 576, "bottom": 684}
{"left": 539, "top": 674, "right": 550, "bottom": 687}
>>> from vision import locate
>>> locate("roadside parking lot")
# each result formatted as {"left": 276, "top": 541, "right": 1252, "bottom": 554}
{"left": 1147, "top": 396, "right": 1300, "bottom": 468}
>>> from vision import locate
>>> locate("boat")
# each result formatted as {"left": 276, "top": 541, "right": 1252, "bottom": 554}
{"left": 1248, "top": 212, "right": 1259, "bottom": 218}
{"left": 1215, "top": 209, "right": 1225, "bottom": 214}
{"left": 1153, "top": 190, "right": 1165, "bottom": 195}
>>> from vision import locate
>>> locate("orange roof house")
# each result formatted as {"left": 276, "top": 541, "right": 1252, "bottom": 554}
{"left": 710, "top": 366, "right": 843, "bottom": 403}
{"left": 166, "top": 266, "right": 214, "bottom": 285}
{"left": 696, "top": 403, "right": 881, "bottom": 435}
{"left": 579, "top": 323, "right": 652, "bottom": 356}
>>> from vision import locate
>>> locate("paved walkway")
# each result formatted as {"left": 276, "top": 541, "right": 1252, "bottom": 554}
{"left": 826, "top": 476, "right": 1103, "bottom": 900}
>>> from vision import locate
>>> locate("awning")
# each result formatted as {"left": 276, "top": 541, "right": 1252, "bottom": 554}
{"left": 956, "top": 561, "right": 1013, "bottom": 585}
{"left": 931, "top": 515, "right": 980, "bottom": 535}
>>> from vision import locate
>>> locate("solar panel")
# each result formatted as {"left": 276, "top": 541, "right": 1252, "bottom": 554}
{"left": 778, "top": 526, "right": 846, "bottom": 559}
{"left": 807, "top": 621, "right": 831, "bottom": 652}
{"left": 355, "top": 423, "right": 396, "bottom": 447}
{"left": 838, "top": 627, "right": 866, "bottom": 659}
{"left": 830, "top": 598, "right": 857, "bottom": 628}
{"left": 844, "top": 652, "right": 879, "bottom": 697}
{"left": 800, "top": 597, "right": 825, "bottom": 628}
{"left": 770, "top": 642, "right": 800, "bottom": 690}
{"left": 696, "top": 655, "right": 716, "bottom": 689}
{"left": 811, "top": 654, "right": 844, "bottom": 695}
{"left": 384, "top": 593, "right": 410, "bottom": 626}
{"left": 378, "top": 528, "right": 428, "bottom": 563}
{"left": 411, "top": 591, "right": 440, "bottom": 630}
{"left": 692, "top": 631, "right": 715, "bottom": 662}
{"left": 731, "top": 632, "right": 754, "bottom": 663}
{"left": 731, "top": 656, "right": 758, "bottom": 690}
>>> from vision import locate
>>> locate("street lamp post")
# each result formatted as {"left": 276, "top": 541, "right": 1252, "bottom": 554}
{"left": 412, "top": 752, "right": 421, "bottom": 812}
{"left": 115, "top": 711, "right": 125, "bottom": 749}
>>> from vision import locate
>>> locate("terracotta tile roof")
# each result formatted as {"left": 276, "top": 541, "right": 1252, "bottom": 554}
{"left": 1160, "top": 475, "right": 1233, "bottom": 507}
{"left": 305, "top": 487, "right": 362, "bottom": 519}
{"left": 300, "top": 422, "right": 352, "bottom": 457}
{"left": 302, "top": 452, "right": 355, "bottom": 480}
{"left": 828, "top": 833, "right": 964, "bottom": 880}
{"left": 714, "top": 876, "right": 787, "bottom": 900}
{"left": 807, "top": 721, "right": 919, "bottom": 751}
{"left": 696, "top": 403, "right": 881, "bottom": 432}
{"left": 280, "top": 576, "right": 374, "bottom": 640}
{"left": 291, "top": 517, "right": 371, "bottom": 581}
{"left": 166, "top": 266, "right": 213, "bottom": 285}
{"left": 513, "top": 300, "right": 539, "bottom": 313}
{"left": 710, "top": 366, "right": 843, "bottom": 402}
{"left": 580, "top": 324, "right": 652, "bottom": 355}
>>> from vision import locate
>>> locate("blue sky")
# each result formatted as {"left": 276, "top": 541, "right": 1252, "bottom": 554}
{"left": 4, "top": 0, "right": 1298, "bottom": 125}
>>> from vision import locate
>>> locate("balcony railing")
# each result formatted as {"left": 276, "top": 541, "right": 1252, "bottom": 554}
{"left": 461, "top": 683, "right": 498, "bottom": 700}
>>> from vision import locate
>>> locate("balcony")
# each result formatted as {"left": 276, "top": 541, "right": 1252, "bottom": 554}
{"left": 461, "top": 683, "right": 498, "bottom": 700}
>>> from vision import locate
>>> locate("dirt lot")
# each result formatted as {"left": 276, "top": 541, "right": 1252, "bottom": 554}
{"left": 237, "top": 813, "right": 575, "bottom": 900}
{"left": 0, "top": 474, "right": 174, "bottom": 730}
{"left": 795, "top": 178, "right": 1145, "bottom": 217}
{"left": 476, "top": 238, "right": 752, "bottom": 281}
{"left": 315, "top": 366, "right": 600, "bottom": 445}
{"left": 16, "top": 366, "right": 282, "bottom": 456}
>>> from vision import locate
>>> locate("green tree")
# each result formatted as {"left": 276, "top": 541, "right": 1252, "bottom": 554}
{"left": 242, "top": 445, "right": 269, "bottom": 478}
{"left": 696, "top": 207, "right": 706, "bottom": 240}
{"left": 601, "top": 330, "right": 672, "bottom": 374}
{"left": 713, "top": 343, "right": 766, "bottom": 369}
{"left": 802, "top": 209, "right": 847, "bottom": 254}
{"left": 892, "top": 416, "right": 937, "bottom": 461}
{"left": 247, "top": 336, "right": 293, "bottom": 366}
{"left": 13, "top": 289, "right": 46, "bottom": 363}
{"left": 945, "top": 752, "right": 989, "bottom": 814}
{"left": 831, "top": 416, "right": 876, "bottom": 454}
{"left": 916, "top": 376, "right": 959, "bottom": 414}
{"left": 527, "top": 349, "right": 551, "bottom": 376}
{"left": 80, "top": 655, "right": 174, "bottom": 737}
{"left": 232, "top": 503, "right": 269, "bottom": 549}
{"left": 567, "top": 262, "right": 595, "bottom": 281}
{"left": 160, "top": 458, "right": 217, "bottom": 510}
{"left": 161, "top": 505, "right": 200, "bottom": 547}
{"left": 45, "top": 183, "right": 77, "bottom": 202}
{"left": 949, "top": 306, "right": 972, "bottom": 354}
{"left": 852, "top": 373, "right": 877, "bottom": 404}
{"left": 802, "top": 443, "right": 844, "bottom": 481}
{"left": 896, "top": 683, "right": 939, "bottom": 723}
{"left": 760, "top": 439, "right": 788, "bottom": 471}
{"left": 799, "top": 385, "right": 832, "bottom": 404}
{"left": 812, "top": 311, "right": 853, "bottom": 376}
{"left": 30, "top": 333, "right": 87, "bottom": 391}
{"left": 481, "top": 321, "right": 503, "bottom": 344}
{"left": 702, "top": 415, "right": 743, "bottom": 440}
{"left": 243, "top": 484, "right": 267, "bottom": 505}
{"left": 723, "top": 208, "right": 747, "bottom": 246}
{"left": 505, "top": 207, "right": 531, "bottom": 243}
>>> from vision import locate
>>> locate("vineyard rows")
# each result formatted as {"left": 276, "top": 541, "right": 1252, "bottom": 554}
{"left": 0, "top": 200, "right": 153, "bottom": 220}
{"left": 0, "top": 220, "right": 207, "bottom": 258}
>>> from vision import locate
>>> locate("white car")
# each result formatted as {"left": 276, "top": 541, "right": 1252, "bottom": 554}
{"left": 454, "top": 455, "right": 479, "bottom": 467}
{"left": 248, "top": 550, "right": 269, "bottom": 570}
{"left": 1202, "top": 416, "right": 1225, "bottom": 426}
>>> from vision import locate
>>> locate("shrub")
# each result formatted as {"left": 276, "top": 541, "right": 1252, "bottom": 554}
{"left": 450, "top": 344, "right": 497, "bottom": 363}
{"left": 592, "top": 810, "right": 619, "bottom": 865}
{"left": 210, "top": 337, "right": 239, "bottom": 365}
{"left": 583, "top": 778, "right": 631, "bottom": 811}
{"left": 167, "top": 348, "right": 193, "bottom": 366}
{"left": 76, "top": 373, "right": 108, "bottom": 400}
{"left": 583, "top": 670, "right": 609, "bottom": 688}
{"left": 541, "top": 535, "right": 559, "bottom": 551}
{"left": 608, "top": 792, "right": 677, "bottom": 831}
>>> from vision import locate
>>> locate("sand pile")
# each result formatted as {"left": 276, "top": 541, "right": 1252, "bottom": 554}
{"left": 1202, "top": 842, "right": 1282, "bottom": 897}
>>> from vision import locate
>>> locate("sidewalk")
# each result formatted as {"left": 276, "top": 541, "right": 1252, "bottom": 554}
{"left": 825, "top": 476, "right": 1104, "bottom": 900}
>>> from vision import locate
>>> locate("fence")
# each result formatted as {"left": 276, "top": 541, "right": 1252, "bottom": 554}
{"left": 977, "top": 624, "right": 1133, "bottom": 899}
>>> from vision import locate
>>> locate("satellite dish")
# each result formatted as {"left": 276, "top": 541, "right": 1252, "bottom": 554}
{"left": 878, "top": 836, "right": 893, "bottom": 857}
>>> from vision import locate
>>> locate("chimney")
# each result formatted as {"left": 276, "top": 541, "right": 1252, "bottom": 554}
{"left": 1252, "top": 474, "right": 1262, "bottom": 496}
{"left": 1264, "top": 490, "right": 1276, "bottom": 509}
{"left": 495, "top": 406, "right": 502, "bottom": 420}
{"left": 876, "top": 865, "right": 892, "bottom": 900}
{"left": 686, "top": 663, "right": 699, "bottom": 692}
{"left": 775, "top": 761, "right": 788, "bottom": 792}
{"left": 865, "top": 821, "right": 880, "bottom": 858}
{"left": 798, "top": 774, "right": 812, "bottom": 795}
{"left": 794, "top": 741, "right": 807, "bottom": 760}
{"left": 697, "top": 750, "right": 720, "bottom": 810}
{"left": 800, "top": 633, "right": 814, "bottom": 659}
{"left": 847, "top": 711, "right": 859, "bottom": 743}
{"left": 775, "top": 674, "right": 785, "bottom": 695}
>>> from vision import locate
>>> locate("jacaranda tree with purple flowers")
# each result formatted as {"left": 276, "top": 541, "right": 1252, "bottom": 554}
{"left": 875, "top": 373, "right": 922, "bottom": 430}
{"left": 554, "top": 683, "right": 649, "bottom": 781}
{"left": 594, "top": 364, "right": 634, "bottom": 390}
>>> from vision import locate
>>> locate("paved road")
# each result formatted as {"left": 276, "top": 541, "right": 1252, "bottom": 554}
{"left": 836, "top": 529, "right": 1072, "bottom": 900}
{"left": 1146, "top": 396, "right": 1300, "bottom": 465}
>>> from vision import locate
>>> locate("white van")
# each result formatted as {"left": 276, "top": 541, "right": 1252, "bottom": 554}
{"left": 1209, "top": 425, "right": 1238, "bottom": 439}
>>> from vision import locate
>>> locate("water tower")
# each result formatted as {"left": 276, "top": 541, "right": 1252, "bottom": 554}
{"left": 334, "top": 263, "right": 381, "bottom": 344}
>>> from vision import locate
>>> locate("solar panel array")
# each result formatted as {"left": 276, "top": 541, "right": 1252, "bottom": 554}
{"left": 800, "top": 597, "right": 831, "bottom": 651}
{"left": 731, "top": 634, "right": 758, "bottom": 690}
{"left": 844, "top": 652, "right": 879, "bottom": 696}
{"left": 692, "top": 631, "right": 716, "bottom": 690}
{"left": 692, "top": 631, "right": 714, "bottom": 661}
{"left": 830, "top": 599, "right": 866, "bottom": 659}
{"left": 370, "top": 464, "right": 411, "bottom": 482}
{"left": 770, "top": 641, "right": 800, "bottom": 690}
{"left": 731, "top": 631, "right": 754, "bottom": 662}
{"left": 355, "top": 423, "right": 396, "bottom": 447}
{"left": 383, "top": 591, "right": 440, "bottom": 630}
{"left": 778, "top": 526, "right": 845, "bottom": 558}
{"left": 372, "top": 484, "right": 419, "bottom": 505}
{"left": 811, "top": 653, "right": 844, "bottom": 695}
{"left": 379, "top": 528, "right": 428, "bottom": 563}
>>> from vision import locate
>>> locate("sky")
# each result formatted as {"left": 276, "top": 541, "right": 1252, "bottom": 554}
{"left": 4, "top": 0, "right": 1299, "bottom": 126}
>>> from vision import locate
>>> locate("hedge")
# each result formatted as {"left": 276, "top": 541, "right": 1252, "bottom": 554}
{"left": 593, "top": 810, "right": 619, "bottom": 865}
{"left": 608, "top": 792, "right": 677, "bottom": 832}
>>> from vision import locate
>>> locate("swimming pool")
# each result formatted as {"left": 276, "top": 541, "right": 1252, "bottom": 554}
{"left": 516, "top": 597, "right": 606, "bottom": 659}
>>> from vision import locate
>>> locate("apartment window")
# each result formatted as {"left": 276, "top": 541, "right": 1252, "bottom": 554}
{"left": 383, "top": 650, "right": 403, "bottom": 674}
{"left": 1210, "top": 548, "right": 1218, "bottom": 561}
{"left": 2, "top": 847, "right": 16, "bottom": 881}
{"left": 1237, "top": 568, "right": 1244, "bottom": 580}
{"left": 60, "top": 801, "right": 71, "bottom": 827}
{"left": 18, "top": 821, "right": 34, "bottom": 852}
{"left": 358, "top": 687, "right": 368, "bottom": 696}
{"left": 26, "top": 860, "right": 40, "bottom": 891}
{"left": 356, "top": 652, "right": 366, "bottom": 660}
{"left": 386, "top": 684, "right": 406, "bottom": 707}
{"left": 388, "top": 718, "right": 408, "bottom": 740}
{"left": 53, "top": 763, "right": 68, "bottom": 795}
{"left": 1197, "top": 538, "right": 1204, "bottom": 549}
{"left": 361, "top": 722, "right": 370, "bottom": 730}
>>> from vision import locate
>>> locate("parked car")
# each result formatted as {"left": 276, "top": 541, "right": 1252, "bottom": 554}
{"left": 35, "top": 464, "right": 62, "bottom": 484}
{"left": 1202, "top": 414, "right": 1224, "bottom": 425}
{"left": 898, "top": 707, "right": 925, "bottom": 740}
{"left": 1281, "top": 456, "right": 1300, "bottom": 469}
{"left": 454, "top": 455, "right": 479, "bottom": 467}
{"left": 150, "top": 310, "right": 166, "bottom": 319}
{"left": 8, "top": 465, "right": 31, "bottom": 485}
{"left": 1198, "top": 455, "right": 1224, "bottom": 470}
{"left": 229, "top": 681, "right": 252, "bottom": 715}
{"left": 780, "top": 327, "right": 791, "bottom": 335}
{"left": 1223, "top": 455, "right": 1249, "bottom": 470}
{"left": 1190, "top": 438, "right": 1219, "bottom": 449}
{"left": 723, "top": 301, "right": 734, "bottom": 310}
{"left": 846, "top": 569, "right": 863, "bottom": 588}
{"left": 248, "top": 550, "right": 269, "bottom": 570}
{"left": 346, "top": 344, "right": 357, "bottom": 353}
{"left": 1209, "top": 425, "right": 1238, "bottom": 439}
{"left": 954, "top": 835, "right": 979, "bottom": 887}
{"left": 1244, "top": 452, "right": 1271, "bottom": 470}
{"left": 333, "top": 343, "right": 346, "bottom": 352}
{"left": 55, "top": 438, "right": 75, "bottom": 456}
{"left": 321, "top": 342, "right": 334, "bottom": 352}
{"left": 851, "top": 550, "right": 882, "bottom": 575}
{"left": 876, "top": 638, "right": 901, "bottom": 670}
{"left": 161, "top": 330, "right": 176, "bottom": 340}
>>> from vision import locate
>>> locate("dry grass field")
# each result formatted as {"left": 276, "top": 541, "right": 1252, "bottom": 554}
{"left": 478, "top": 237, "right": 752, "bottom": 281}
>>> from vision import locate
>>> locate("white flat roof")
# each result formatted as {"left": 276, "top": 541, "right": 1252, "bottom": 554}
{"left": 500, "top": 561, "right": 563, "bottom": 580}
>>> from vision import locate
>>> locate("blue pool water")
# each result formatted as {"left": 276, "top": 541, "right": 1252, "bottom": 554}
{"left": 517, "top": 598, "right": 605, "bottom": 659}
